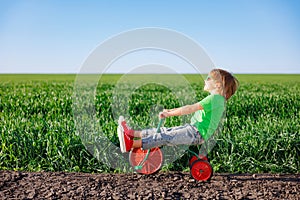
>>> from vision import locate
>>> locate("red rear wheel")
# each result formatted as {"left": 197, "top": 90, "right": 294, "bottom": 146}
{"left": 189, "top": 155, "right": 209, "bottom": 167}
{"left": 199, "top": 155, "right": 209, "bottom": 161}
{"left": 190, "top": 160, "right": 213, "bottom": 181}
{"left": 189, "top": 156, "right": 198, "bottom": 167}
{"left": 129, "top": 147, "right": 163, "bottom": 175}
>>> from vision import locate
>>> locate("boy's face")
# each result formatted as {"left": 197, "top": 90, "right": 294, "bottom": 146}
{"left": 204, "top": 76, "right": 216, "bottom": 92}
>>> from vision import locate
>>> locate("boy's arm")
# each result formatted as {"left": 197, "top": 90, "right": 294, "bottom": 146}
{"left": 160, "top": 103, "right": 203, "bottom": 118}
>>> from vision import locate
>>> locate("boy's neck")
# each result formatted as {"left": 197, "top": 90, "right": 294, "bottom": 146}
{"left": 209, "top": 89, "right": 222, "bottom": 95}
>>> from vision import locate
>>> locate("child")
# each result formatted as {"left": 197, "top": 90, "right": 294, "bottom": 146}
{"left": 118, "top": 68, "right": 239, "bottom": 153}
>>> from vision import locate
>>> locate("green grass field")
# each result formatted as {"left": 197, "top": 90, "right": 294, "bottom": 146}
{"left": 0, "top": 74, "right": 299, "bottom": 173}
{"left": 1, "top": 74, "right": 300, "bottom": 83}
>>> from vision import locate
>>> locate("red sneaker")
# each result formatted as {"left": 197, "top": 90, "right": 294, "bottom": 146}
{"left": 118, "top": 116, "right": 133, "bottom": 153}
{"left": 118, "top": 116, "right": 134, "bottom": 139}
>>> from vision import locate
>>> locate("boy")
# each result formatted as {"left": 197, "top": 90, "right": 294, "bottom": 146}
{"left": 118, "top": 69, "right": 239, "bottom": 153}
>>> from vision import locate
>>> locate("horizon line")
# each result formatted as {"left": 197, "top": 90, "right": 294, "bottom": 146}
{"left": 0, "top": 72, "right": 300, "bottom": 75}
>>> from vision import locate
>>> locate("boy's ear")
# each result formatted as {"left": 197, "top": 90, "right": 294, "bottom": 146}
{"left": 215, "top": 82, "right": 222, "bottom": 89}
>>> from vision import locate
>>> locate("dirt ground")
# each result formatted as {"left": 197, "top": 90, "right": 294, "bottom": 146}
{"left": 0, "top": 170, "right": 299, "bottom": 199}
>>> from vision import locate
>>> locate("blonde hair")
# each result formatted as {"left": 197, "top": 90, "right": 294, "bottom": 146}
{"left": 210, "top": 68, "right": 239, "bottom": 100}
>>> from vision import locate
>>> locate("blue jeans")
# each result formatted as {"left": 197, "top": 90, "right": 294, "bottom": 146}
{"left": 141, "top": 124, "right": 204, "bottom": 150}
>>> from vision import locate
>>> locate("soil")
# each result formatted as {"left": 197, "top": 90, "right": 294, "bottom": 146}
{"left": 0, "top": 170, "right": 299, "bottom": 199}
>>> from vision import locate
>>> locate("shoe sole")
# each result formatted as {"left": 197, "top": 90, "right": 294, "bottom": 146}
{"left": 118, "top": 116, "right": 126, "bottom": 153}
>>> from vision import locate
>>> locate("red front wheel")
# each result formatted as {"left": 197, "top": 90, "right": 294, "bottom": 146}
{"left": 129, "top": 147, "right": 163, "bottom": 175}
{"left": 190, "top": 160, "right": 213, "bottom": 181}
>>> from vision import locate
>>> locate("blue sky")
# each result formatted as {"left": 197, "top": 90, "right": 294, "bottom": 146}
{"left": 0, "top": 0, "right": 300, "bottom": 74}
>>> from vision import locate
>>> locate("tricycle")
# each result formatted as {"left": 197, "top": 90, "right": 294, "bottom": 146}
{"left": 128, "top": 119, "right": 213, "bottom": 181}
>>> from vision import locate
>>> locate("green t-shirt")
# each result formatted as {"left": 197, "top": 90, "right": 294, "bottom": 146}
{"left": 190, "top": 94, "right": 225, "bottom": 140}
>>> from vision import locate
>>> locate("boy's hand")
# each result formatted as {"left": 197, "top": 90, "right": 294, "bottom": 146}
{"left": 159, "top": 111, "right": 169, "bottom": 119}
